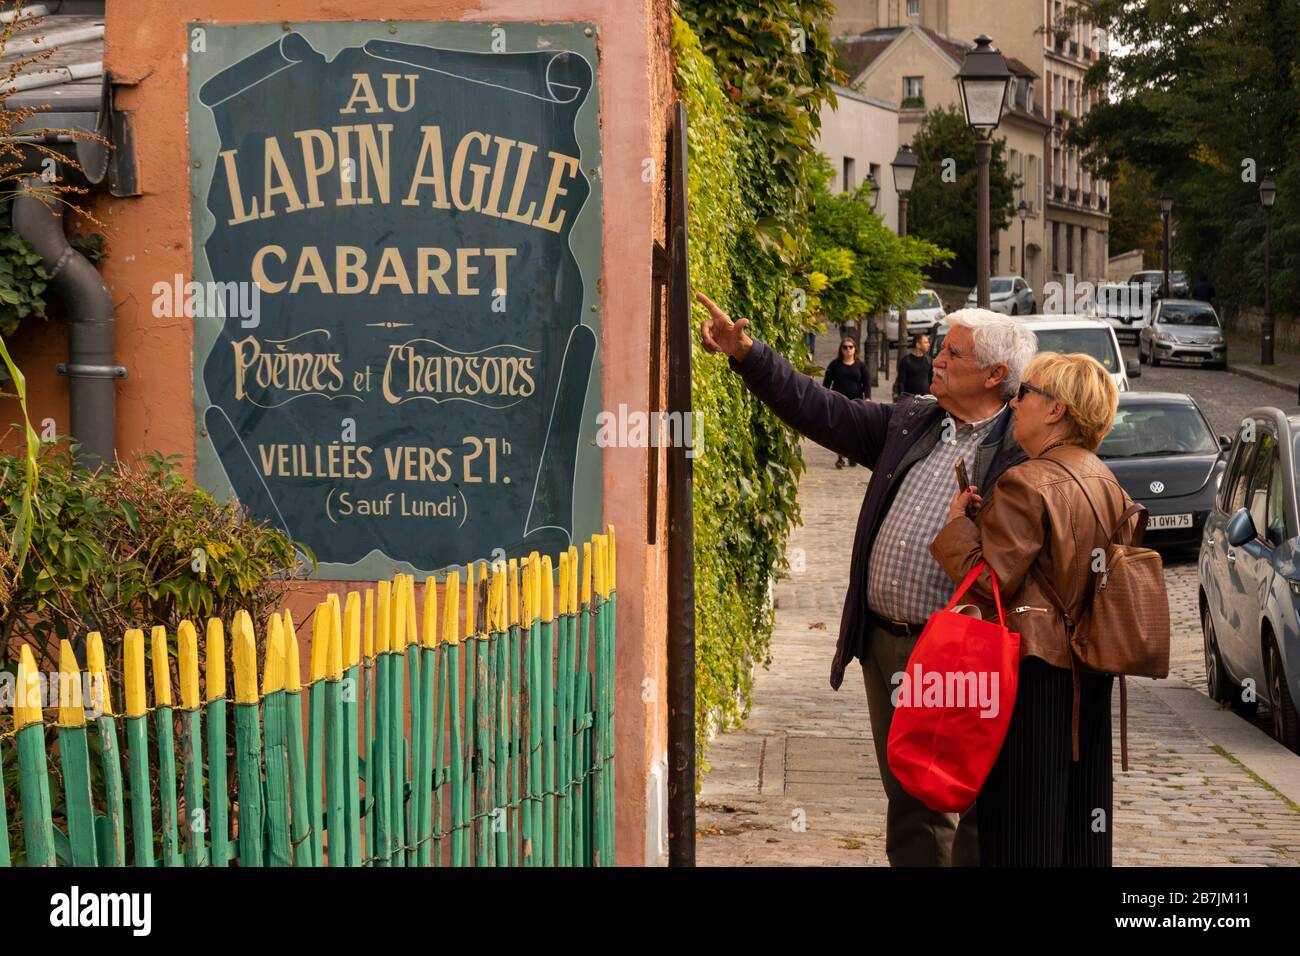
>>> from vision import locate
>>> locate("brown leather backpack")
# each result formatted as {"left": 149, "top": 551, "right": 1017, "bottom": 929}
{"left": 1037, "top": 449, "right": 1171, "bottom": 770}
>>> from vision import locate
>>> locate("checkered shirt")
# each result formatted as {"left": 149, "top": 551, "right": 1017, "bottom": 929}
{"left": 865, "top": 405, "right": 1006, "bottom": 625}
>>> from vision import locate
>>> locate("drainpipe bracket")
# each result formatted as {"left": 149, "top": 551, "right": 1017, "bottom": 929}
{"left": 56, "top": 362, "right": 128, "bottom": 380}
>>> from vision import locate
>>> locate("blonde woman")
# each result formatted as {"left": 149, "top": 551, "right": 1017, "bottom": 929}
{"left": 930, "top": 352, "right": 1136, "bottom": 866}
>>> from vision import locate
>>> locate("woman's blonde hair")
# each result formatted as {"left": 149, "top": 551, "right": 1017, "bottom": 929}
{"left": 1022, "top": 351, "right": 1118, "bottom": 451}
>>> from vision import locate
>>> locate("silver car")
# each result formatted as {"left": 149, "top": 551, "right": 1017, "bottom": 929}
{"left": 1137, "top": 299, "right": 1228, "bottom": 369}
{"left": 964, "top": 276, "right": 1036, "bottom": 316}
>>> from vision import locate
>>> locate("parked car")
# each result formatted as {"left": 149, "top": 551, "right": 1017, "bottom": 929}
{"left": 1199, "top": 407, "right": 1300, "bottom": 753}
{"left": 1129, "top": 269, "right": 1189, "bottom": 298}
{"left": 1137, "top": 299, "right": 1228, "bottom": 369}
{"left": 964, "top": 276, "right": 1036, "bottom": 315}
{"left": 885, "top": 288, "right": 945, "bottom": 341}
{"left": 1094, "top": 280, "right": 1154, "bottom": 342}
{"left": 1096, "top": 392, "right": 1229, "bottom": 549}
{"left": 930, "top": 314, "right": 1138, "bottom": 391}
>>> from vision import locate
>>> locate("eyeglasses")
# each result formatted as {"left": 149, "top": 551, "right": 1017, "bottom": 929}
{"left": 841, "top": 345, "right": 855, "bottom": 351}
{"left": 1016, "top": 381, "right": 1053, "bottom": 402}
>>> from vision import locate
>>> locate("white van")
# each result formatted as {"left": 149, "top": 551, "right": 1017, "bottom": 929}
{"left": 930, "top": 314, "right": 1138, "bottom": 392}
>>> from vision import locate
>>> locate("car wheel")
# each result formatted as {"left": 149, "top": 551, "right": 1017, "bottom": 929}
{"left": 1009, "top": 304, "right": 1018, "bottom": 316}
{"left": 1151, "top": 351, "right": 1161, "bottom": 367}
{"left": 1267, "top": 638, "right": 1300, "bottom": 754}
{"left": 1203, "top": 607, "right": 1232, "bottom": 704}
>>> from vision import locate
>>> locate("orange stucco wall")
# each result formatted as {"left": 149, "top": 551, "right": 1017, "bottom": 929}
{"left": 4, "top": 0, "right": 673, "bottom": 865}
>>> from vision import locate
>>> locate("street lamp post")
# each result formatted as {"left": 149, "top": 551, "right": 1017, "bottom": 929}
{"left": 1159, "top": 190, "right": 1173, "bottom": 299}
{"left": 1017, "top": 199, "right": 1029, "bottom": 281}
{"left": 1260, "top": 177, "right": 1276, "bottom": 365}
{"left": 859, "top": 170, "right": 882, "bottom": 382}
{"left": 956, "top": 35, "right": 1012, "bottom": 309}
{"left": 891, "top": 144, "right": 919, "bottom": 360}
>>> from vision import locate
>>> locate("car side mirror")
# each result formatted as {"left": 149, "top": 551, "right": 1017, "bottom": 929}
{"left": 1226, "top": 507, "right": 1255, "bottom": 547}
{"left": 1126, "top": 358, "right": 1141, "bottom": 378}
{"left": 1218, "top": 435, "right": 1232, "bottom": 451}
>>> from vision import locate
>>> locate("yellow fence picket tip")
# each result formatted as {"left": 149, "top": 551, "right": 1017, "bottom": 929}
{"left": 345, "top": 591, "right": 362, "bottom": 667}
{"left": 328, "top": 597, "right": 344, "bottom": 681}
{"left": 567, "top": 546, "right": 579, "bottom": 613}
{"left": 85, "top": 631, "right": 112, "bottom": 718}
{"left": 595, "top": 538, "right": 608, "bottom": 598}
{"left": 464, "top": 562, "right": 476, "bottom": 640}
{"left": 328, "top": 591, "right": 345, "bottom": 661}
{"left": 263, "top": 613, "right": 287, "bottom": 694}
{"left": 232, "top": 611, "right": 259, "bottom": 704}
{"left": 205, "top": 618, "right": 226, "bottom": 703}
{"left": 541, "top": 555, "right": 555, "bottom": 623}
{"left": 528, "top": 552, "right": 541, "bottom": 623}
{"left": 377, "top": 579, "right": 392, "bottom": 654}
{"left": 583, "top": 545, "right": 594, "bottom": 603}
{"left": 393, "top": 574, "right": 409, "bottom": 652}
{"left": 57, "top": 639, "right": 85, "bottom": 727}
{"left": 558, "top": 551, "right": 571, "bottom": 616}
{"left": 310, "top": 602, "right": 331, "bottom": 682}
{"left": 15, "top": 644, "right": 42, "bottom": 729}
{"left": 177, "top": 621, "right": 200, "bottom": 711}
{"left": 607, "top": 524, "right": 617, "bottom": 591}
{"left": 151, "top": 626, "right": 173, "bottom": 708}
{"left": 405, "top": 573, "right": 419, "bottom": 649}
{"left": 422, "top": 576, "right": 439, "bottom": 648}
{"left": 508, "top": 558, "right": 520, "bottom": 627}
{"left": 123, "top": 628, "right": 147, "bottom": 719}
{"left": 283, "top": 610, "right": 303, "bottom": 693}
{"left": 520, "top": 557, "right": 531, "bottom": 627}
{"left": 364, "top": 588, "right": 376, "bottom": 660}
{"left": 443, "top": 570, "right": 461, "bottom": 646}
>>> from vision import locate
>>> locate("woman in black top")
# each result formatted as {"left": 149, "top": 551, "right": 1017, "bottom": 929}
{"left": 822, "top": 338, "right": 870, "bottom": 468}
{"left": 896, "top": 332, "right": 933, "bottom": 399}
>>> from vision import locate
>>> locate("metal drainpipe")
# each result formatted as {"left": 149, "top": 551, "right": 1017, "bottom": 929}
{"left": 12, "top": 176, "right": 123, "bottom": 471}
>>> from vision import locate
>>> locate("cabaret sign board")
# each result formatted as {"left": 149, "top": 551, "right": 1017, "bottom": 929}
{"left": 187, "top": 22, "right": 603, "bottom": 579}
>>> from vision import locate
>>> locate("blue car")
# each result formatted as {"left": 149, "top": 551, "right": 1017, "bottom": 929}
{"left": 1199, "top": 407, "right": 1300, "bottom": 753}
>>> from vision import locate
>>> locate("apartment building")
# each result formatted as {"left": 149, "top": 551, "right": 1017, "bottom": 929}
{"left": 833, "top": 0, "right": 1110, "bottom": 292}
{"left": 816, "top": 84, "right": 901, "bottom": 233}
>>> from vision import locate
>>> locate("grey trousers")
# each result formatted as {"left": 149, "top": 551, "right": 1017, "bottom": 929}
{"left": 861, "top": 619, "right": 980, "bottom": 867}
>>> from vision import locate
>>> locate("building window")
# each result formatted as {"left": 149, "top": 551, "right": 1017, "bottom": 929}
{"left": 903, "top": 76, "right": 924, "bottom": 106}
{"left": 1080, "top": 227, "right": 1088, "bottom": 278}
{"left": 1067, "top": 225, "right": 1075, "bottom": 274}
{"left": 908, "top": 0, "right": 921, "bottom": 16}
{"left": 1052, "top": 222, "right": 1060, "bottom": 272}
{"left": 842, "top": 156, "right": 855, "bottom": 192}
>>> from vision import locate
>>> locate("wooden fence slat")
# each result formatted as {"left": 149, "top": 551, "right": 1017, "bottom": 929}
{"left": 343, "top": 592, "right": 363, "bottom": 867}
{"left": 541, "top": 555, "right": 556, "bottom": 867}
{"left": 281, "top": 611, "right": 312, "bottom": 867}
{"left": 416, "top": 576, "right": 438, "bottom": 867}
{"left": 362, "top": 589, "right": 375, "bottom": 861}
{"left": 15, "top": 646, "right": 54, "bottom": 867}
{"left": 262, "top": 615, "right": 292, "bottom": 866}
{"left": 0, "top": 735, "right": 10, "bottom": 867}
{"left": 151, "top": 626, "right": 180, "bottom": 867}
{"left": 177, "top": 622, "right": 207, "bottom": 867}
{"left": 388, "top": 577, "right": 407, "bottom": 867}
{"left": 443, "top": 571, "right": 464, "bottom": 866}
{"left": 307, "top": 603, "right": 329, "bottom": 867}
{"left": 56, "top": 640, "right": 97, "bottom": 867}
{"left": 578, "top": 542, "right": 593, "bottom": 866}
{"left": 323, "top": 601, "right": 346, "bottom": 867}
{"left": 122, "top": 628, "right": 154, "bottom": 867}
{"left": 508, "top": 558, "right": 521, "bottom": 867}
{"left": 372, "top": 581, "right": 391, "bottom": 866}
{"left": 204, "top": 619, "right": 230, "bottom": 867}
{"left": 492, "top": 566, "right": 509, "bottom": 866}
{"left": 556, "top": 553, "right": 572, "bottom": 867}
{"left": 232, "top": 610, "right": 264, "bottom": 867}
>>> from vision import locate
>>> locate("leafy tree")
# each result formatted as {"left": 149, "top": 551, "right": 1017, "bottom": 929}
{"left": 1106, "top": 160, "right": 1162, "bottom": 267}
{"left": 905, "top": 104, "right": 1018, "bottom": 287}
{"left": 1067, "top": 0, "right": 1300, "bottom": 312}
{"left": 806, "top": 153, "right": 952, "bottom": 326}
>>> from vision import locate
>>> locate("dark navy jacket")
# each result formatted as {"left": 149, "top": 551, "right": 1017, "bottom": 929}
{"left": 730, "top": 341, "right": 1027, "bottom": 689}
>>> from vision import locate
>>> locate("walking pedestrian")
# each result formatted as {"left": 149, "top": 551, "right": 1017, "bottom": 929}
{"left": 696, "top": 291, "right": 1036, "bottom": 866}
{"left": 931, "top": 351, "right": 1137, "bottom": 866}
{"left": 822, "top": 337, "right": 870, "bottom": 468}
{"left": 895, "top": 333, "right": 933, "bottom": 400}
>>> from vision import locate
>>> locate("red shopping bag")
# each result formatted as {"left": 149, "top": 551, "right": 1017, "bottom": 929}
{"left": 886, "top": 562, "right": 1020, "bottom": 813}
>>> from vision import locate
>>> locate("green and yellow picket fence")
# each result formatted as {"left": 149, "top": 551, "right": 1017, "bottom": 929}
{"left": 0, "top": 529, "right": 617, "bottom": 867}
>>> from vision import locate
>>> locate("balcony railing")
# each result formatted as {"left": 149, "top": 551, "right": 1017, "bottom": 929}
{"left": 1054, "top": 184, "right": 1065, "bottom": 200}
{"left": 1099, "top": 195, "right": 1108, "bottom": 211}
{"left": 1068, "top": 187, "right": 1078, "bottom": 203}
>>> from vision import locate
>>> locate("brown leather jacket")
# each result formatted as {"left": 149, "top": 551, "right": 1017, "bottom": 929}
{"left": 929, "top": 440, "right": 1138, "bottom": 670}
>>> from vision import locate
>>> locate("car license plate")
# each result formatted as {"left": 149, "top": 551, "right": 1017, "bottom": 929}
{"left": 1183, "top": 355, "right": 1203, "bottom": 364}
{"left": 1149, "top": 513, "right": 1193, "bottom": 530}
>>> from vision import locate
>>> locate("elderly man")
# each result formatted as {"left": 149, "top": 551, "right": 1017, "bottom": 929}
{"left": 696, "top": 293, "right": 1037, "bottom": 867}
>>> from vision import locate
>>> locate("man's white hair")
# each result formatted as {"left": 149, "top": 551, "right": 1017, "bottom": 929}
{"left": 943, "top": 308, "right": 1038, "bottom": 400}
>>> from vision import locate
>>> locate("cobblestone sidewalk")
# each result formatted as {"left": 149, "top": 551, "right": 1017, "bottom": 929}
{"left": 697, "top": 337, "right": 1300, "bottom": 866}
